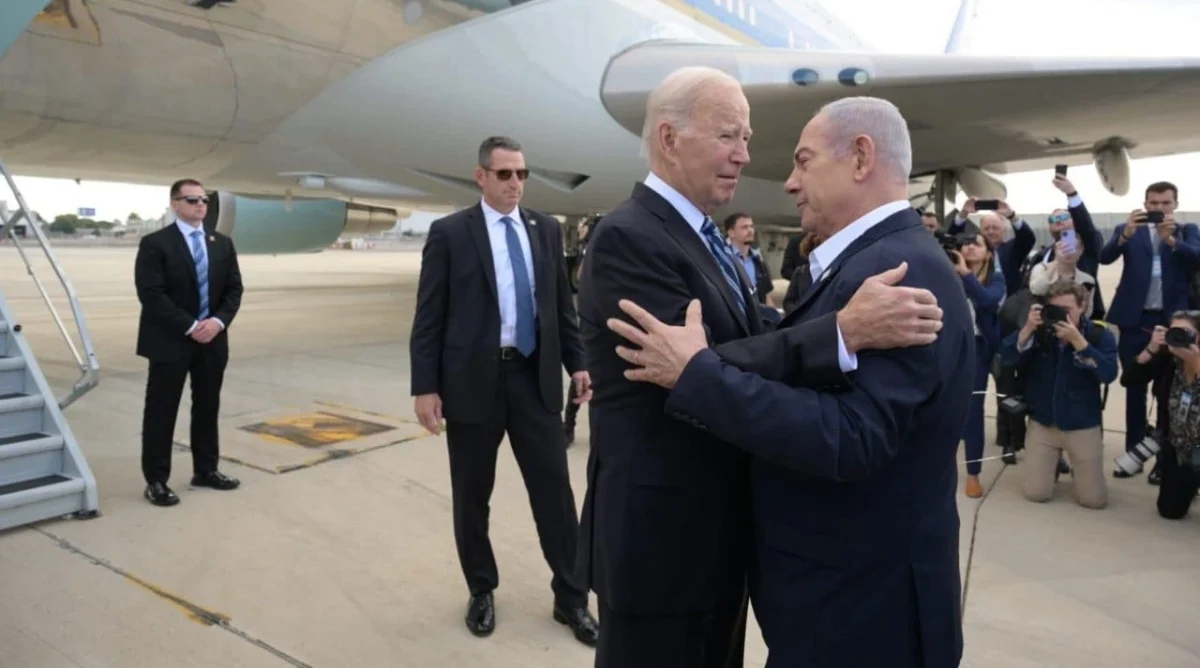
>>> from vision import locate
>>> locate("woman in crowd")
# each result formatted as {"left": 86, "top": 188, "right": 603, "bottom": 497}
{"left": 955, "top": 233, "right": 1005, "bottom": 498}
{"left": 1121, "top": 311, "right": 1200, "bottom": 519}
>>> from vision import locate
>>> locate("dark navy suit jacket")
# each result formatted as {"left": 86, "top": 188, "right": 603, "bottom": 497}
{"left": 1099, "top": 222, "right": 1200, "bottom": 328}
{"left": 576, "top": 183, "right": 846, "bottom": 618}
{"left": 664, "top": 207, "right": 974, "bottom": 668}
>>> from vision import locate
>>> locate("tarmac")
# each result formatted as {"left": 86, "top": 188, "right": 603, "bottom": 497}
{"left": 0, "top": 244, "right": 1197, "bottom": 668}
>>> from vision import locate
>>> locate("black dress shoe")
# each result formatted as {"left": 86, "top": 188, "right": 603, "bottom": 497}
{"left": 1001, "top": 445, "right": 1017, "bottom": 465}
{"left": 144, "top": 482, "right": 179, "bottom": 506}
{"left": 191, "top": 471, "right": 240, "bottom": 490}
{"left": 465, "top": 592, "right": 495, "bottom": 637}
{"left": 553, "top": 604, "right": 599, "bottom": 647}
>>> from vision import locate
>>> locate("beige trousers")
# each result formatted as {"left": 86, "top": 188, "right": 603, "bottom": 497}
{"left": 1023, "top": 421, "right": 1108, "bottom": 509}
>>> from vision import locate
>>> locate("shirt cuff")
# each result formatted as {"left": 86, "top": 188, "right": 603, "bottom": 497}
{"left": 1068, "top": 194, "right": 1083, "bottom": 208}
{"left": 836, "top": 323, "right": 859, "bottom": 372}
{"left": 185, "top": 320, "right": 198, "bottom": 336}
{"left": 213, "top": 317, "right": 226, "bottom": 330}
{"left": 1016, "top": 335, "right": 1035, "bottom": 353}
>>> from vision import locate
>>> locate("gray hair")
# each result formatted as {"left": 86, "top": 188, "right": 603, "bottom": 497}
{"left": 640, "top": 66, "right": 742, "bottom": 159}
{"left": 816, "top": 97, "right": 912, "bottom": 183}
{"left": 478, "top": 136, "right": 522, "bottom": 168}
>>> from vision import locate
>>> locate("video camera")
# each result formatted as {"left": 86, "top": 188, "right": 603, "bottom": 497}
{"left": 934, "top": 230, "right": 971, "bottom": 262}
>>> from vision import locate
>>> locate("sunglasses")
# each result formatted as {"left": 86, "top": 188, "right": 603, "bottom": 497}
{"left": 1049, "top": 212, "right": 1070, "bottom": 224}
{"left": 485, "top": 168, "right": 529, "bottom": 181}
{"left": 174, "top": 195, "right": 209, "bottom": 205}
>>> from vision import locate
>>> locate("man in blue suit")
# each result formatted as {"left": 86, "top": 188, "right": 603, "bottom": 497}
{"left": 607, "top": 97, "right": 974, "bottom": 667}
{"left": 1099, "top": 181, "right": 1200, "bottom": 476}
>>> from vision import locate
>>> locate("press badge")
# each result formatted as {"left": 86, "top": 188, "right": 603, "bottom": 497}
{"left": 1152, "top": 255, "right": 1162, "bottom": 279}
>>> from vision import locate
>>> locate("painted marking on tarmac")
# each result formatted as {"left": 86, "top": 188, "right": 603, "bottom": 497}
{"left": 240, "top": 411, "right": 394, "bottom": 448}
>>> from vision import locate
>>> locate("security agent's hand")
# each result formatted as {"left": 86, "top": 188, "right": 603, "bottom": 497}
{"left": 414, "top": 393, "right": 444, "bottom": 435}
{"left": 838, "top": 262, "right": 942, "bottom": 353}
{"left": 571, "top": 371, "right": 592, "bottom": 404}
{"left": 190, "top": 319, "right": 221, "bottom": 344}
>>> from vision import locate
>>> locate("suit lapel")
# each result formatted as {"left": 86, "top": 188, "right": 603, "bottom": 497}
{"left": 466, "top": 205, "right": 499, "bottom": 302}
{"left": 171, "top": 225, "right": 199, "bottom": 287}
{"left": 519, "top": 207, "right": 545, "bottom": 293}
{"left": 783, "top": 208, "right": 922, "bottom": 324}
{"left": 632, "top": 183, "right": 751, "bottom": 335}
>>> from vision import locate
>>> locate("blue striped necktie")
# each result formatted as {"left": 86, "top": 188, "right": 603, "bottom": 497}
{"left": 189, "top": 229, "right": 210, "bottom": 319}
{"left": 699, "top": 217, "right": 746, "bottom": 312}
{"left": 500, "top": 216, "right": 536, "bottom": 356}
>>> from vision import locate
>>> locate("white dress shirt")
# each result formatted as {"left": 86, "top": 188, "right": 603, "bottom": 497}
{"left": 644, "top": 172, "right": 860, "bottom": 373}
{"left": 175, "top": 219, "right": 224, "bottom": 334}
{"left": 480, "top": 199, "right": 537, "bottom": 347}
{"left": 808, "top": 200, "right": 913, "bottom": 373}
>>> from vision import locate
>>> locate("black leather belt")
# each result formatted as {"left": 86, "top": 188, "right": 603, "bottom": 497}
{"left": 499, "top": 347, "right": 524, "bottom": 361}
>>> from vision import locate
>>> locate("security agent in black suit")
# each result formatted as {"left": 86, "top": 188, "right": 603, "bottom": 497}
{"left": 577, "top": 67, "right": 947, "bottom": 668}
{"left": 408, "top": 136, "right": 598, "bottom": 646}
{"left": 134, "top": 179, "right": 243, "bottom": 507}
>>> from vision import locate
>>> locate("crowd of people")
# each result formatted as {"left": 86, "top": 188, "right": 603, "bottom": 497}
{"left": 776, "top": 177, "right": 1200, "bottom": 516}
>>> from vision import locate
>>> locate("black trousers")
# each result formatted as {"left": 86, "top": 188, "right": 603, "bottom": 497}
{"left": 445, "top": 356, "right": 586, "bottom": 608}
{"left": 595, "top": 592, "right": 748, "bottom": 668}
{"left": 141, "top": 343, "right": 227, "bottom": 484}
{"left": 1157, "top": 449, "right": 1199, "bottom": 520}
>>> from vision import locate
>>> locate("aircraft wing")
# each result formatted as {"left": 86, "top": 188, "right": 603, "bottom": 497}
{"left": 600, "top": 44, "right": 1200, "bottom": 190}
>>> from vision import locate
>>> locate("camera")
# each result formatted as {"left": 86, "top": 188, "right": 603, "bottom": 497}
{"left": 935, "top": 230, "right": 970, "bottom": 262}
{"left": 1114, "top": 429, "right": 1162, "bottom": 475}
{"left": 999, "top": 395, "right": 1029, "bottom": 418}
{"left": 1165, "top": 326, "right": 1196, "bottom": 348}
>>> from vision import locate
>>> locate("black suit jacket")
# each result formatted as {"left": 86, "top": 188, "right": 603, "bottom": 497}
{"left": 665, "top": 208, "right": 972, "bottom": 667}
{"left": 134, "top": 223, "right": 243, "bottom": 363}
{"left": 409, "top": 203, "right": 582, "bottom": 423}
{"left": 576, "top": 183, "right": 844, "bottom": 616}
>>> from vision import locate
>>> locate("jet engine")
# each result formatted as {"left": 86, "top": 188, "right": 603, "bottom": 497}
{"left": 954, "top": 167, "right": 1008, "bottom": 201}
{"left": 1093, "top": 140, "right": 1131, "bottom": 196}
{"left": 202, "top": 192, "right": 397, "bottom": 254}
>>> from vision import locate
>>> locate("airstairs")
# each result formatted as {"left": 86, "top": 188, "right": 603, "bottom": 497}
{"left": 0, "top": 158, "right": 100, "bottom": 531}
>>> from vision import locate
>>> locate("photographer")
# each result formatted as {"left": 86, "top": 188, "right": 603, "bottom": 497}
{"left": 1000, "top": 281, "right": 1117, "bottom": 508}
{"left": 952, "top": 232, "right": 1006, "bottom": 498}
{"left": 1119, "top": 313, "right": 1200, "bottom": 519}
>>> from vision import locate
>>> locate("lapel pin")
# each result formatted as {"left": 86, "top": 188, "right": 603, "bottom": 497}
{"left": 208, "top": 235, "right": 215, "bottom": 242}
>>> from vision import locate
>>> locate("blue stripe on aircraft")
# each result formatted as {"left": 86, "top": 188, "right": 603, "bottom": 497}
{"left": 0, "top": 0, "right": 49, "bottom": 61}
{"left": 679, "top": 0, "right": 841, "bottom": 50}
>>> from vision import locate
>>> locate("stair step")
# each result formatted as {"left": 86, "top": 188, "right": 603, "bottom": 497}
{"left": 0, "top": 320, "right": 8, "bottom": 332}
{"left": 0, "top": 432, "right": 63, "bottom": 460}
{"left": 0, "top": 356, "right": 25, "bottom": 372}
{"left": 0, "top": 392, "right": 42, "bottom": 414}
{"left": 0, "top": 475, "right": 86, "bottom": 530}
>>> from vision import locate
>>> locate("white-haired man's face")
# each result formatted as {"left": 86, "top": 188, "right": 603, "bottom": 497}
{"left": 784, "top": 113, "right": 865, "bottom": 235}
{"left": 660, "top": 84, "right": 751, "bottom": 213}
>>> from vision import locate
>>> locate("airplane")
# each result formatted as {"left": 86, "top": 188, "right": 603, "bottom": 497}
{"left": 3, "top": 0, "right": 1200, "bottom": 254}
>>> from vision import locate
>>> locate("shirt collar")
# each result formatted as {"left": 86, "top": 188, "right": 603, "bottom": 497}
{"left": 643, "top": 171, "right": 707, "bottom": 235}
{"left": 809, "top": 200, "right": 911, "bottom": 282}
{"left": 480, "top": 198, "right": 520, "bottom": 227}
{"left": 175, "top": 218, "right": 203, "bottom": 237}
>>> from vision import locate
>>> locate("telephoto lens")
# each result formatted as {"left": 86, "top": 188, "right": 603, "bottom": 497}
{"left": 1114, "top": 431, "right": 1162, "bottom": 475}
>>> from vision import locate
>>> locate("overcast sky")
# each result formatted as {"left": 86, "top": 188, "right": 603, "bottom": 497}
{"left": 8, "top": 0, "right": 1200, "bottom": 221}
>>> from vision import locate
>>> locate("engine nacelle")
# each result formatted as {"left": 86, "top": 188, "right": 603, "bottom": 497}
{"left": 1093, "top": 140, "right": 1131, "bottom": 196}
{"left": 202, "top": 191, "right": 397, "bottom": 254}
{"left": 954, "top": 167, "right": 1007, "bottom": 201}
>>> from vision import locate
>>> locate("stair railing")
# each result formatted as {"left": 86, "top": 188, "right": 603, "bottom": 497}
{"left": 0, "top": 158, "right": 99, "bottom": 409}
